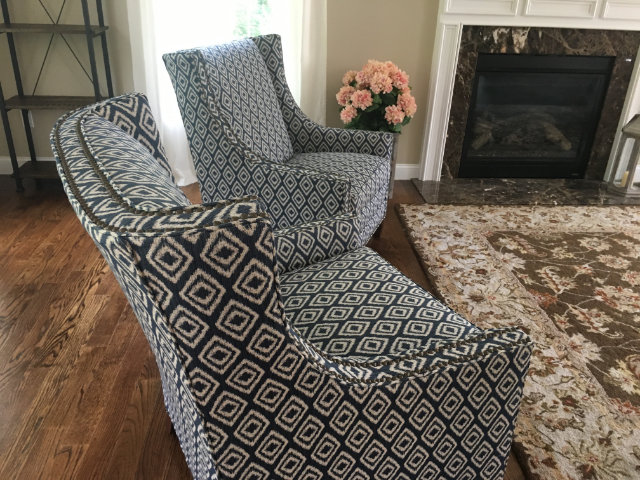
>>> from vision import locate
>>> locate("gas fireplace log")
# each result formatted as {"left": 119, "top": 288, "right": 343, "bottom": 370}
{"left": 471, "top": 130, "right": 494, "bottom": 150}
{"left": 471, "top": 118, "right": 495, "bottom": 150}
{"left": 471, "top": 111, "right": 573, "bottom": 152}
{"left": 540, "top": 121, "right": 572, "bottom": 151}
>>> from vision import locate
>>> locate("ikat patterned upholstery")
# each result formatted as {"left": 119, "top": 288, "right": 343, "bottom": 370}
{"left": 52, "top": 93, "right": 533, "bottom": 480}
{"left": 163, "top": 34, "right": 393, "bottom": 243}
{"left": 92, "top": 91, "right": 175, "bottom": 181}
{"left": 82, "top": 115, "right": 190, "bottom": 209}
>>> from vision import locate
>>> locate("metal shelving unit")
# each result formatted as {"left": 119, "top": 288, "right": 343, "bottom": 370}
{"left": 0, "top": 0, "right": 113, "bottom": 191}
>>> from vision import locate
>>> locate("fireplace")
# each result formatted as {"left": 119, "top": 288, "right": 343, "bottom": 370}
{"left": 433, "top": 26, "right": 640, "bottom": 181}
{"left": 459, "top": 54, "right": 614, "bottom": 178}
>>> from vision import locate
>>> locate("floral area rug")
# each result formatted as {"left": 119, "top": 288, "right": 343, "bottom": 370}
{"left": 399, "top": 204, "right": 640, "bottom": 480}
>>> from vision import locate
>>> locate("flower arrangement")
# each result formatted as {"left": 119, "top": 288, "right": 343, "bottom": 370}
{"left": 336, "top": 60, "right": 417, "bottom": 133}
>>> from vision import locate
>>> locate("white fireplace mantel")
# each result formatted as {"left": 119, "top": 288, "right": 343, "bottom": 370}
{"left": 419, "top": 0, "right": 640, "bottom": 181}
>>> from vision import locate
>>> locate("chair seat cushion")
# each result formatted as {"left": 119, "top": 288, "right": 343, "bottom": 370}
{"left": 279, "top": 247, "right": 481, "bottom": 362}
{"left": 286, "top": 151, "right": 389, "bottom": 240}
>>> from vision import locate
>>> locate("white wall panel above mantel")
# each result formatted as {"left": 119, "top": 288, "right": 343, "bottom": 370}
{"left": 602, "top": 1, "right": 640, "bottom": 21}
{"left": 438, "top": 0, "right": 640, "bottom": 29}
{"left": 445, "top": 0, "right": 520, "bottom": 16}
{"left": 419, "top": 0, "right": 640, "bottom": 181}
{"left": 525, "top": 0, "right": 598, "bottom": 18}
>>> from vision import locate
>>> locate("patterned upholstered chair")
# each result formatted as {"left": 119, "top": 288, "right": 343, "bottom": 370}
{"left": 163, "top": 34, "right": 392, "bottom": 245}
{"left": 52, "top": 93, "right": 533, "bottom": 480}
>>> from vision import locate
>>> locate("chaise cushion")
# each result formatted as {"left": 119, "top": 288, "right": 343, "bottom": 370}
{"left": 280, "top": 247, "right": 480, "bottom": 361}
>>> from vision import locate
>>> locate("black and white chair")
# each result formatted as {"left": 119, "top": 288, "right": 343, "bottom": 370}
{"left": 164, "top": 34, "right": 392, "bottom": 245}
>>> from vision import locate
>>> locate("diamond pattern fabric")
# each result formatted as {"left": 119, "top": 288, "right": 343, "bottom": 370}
{"left": 287, "top": 151, "right": 389, "bottom": 243}
{"left": 81, "top": 115, "right": 190, "bottom": 210}
{"left": 92, "top": 91, "right": 175, "bottom": 180}
{"left": 280, "top": 248, "right": 480, "bottom": 362}
{"left": 197, "top": 40, "right": 293, "bottom": 164}
{"left": 272, "top": 213, "right": 361, "bottom": 274}
{"left": 51, "top": 93, "right": 533, "bottom": 480}
{"left": 251, "top": 34, "right": 395, "bottom": 158}
{"left": 163, "top": 34, "right": 392, "bottom": 243}
{"left": 163, "top": 46, "right": 353, "bottom": 232}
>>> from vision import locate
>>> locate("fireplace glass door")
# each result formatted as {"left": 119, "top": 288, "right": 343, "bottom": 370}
{"left": 459, "top": 54, "right": 614, "bottom": 178}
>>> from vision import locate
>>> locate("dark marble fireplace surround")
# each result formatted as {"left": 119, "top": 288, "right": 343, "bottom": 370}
{"left": 442, "top": 26, "right": 640, "bottom": 180}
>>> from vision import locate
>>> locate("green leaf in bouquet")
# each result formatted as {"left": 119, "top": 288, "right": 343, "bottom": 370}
{"left": 381, "top": 93, "right": 396, "bottom": 105}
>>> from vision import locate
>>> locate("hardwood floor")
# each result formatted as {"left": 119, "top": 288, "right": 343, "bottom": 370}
{"left": 0, "top": 177, "right": 523, "bottom": 479}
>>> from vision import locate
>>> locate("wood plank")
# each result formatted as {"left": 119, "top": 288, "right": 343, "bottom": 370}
{"left": 136, "top": 389, "right": 181, "bottom": 479}
{"left": 18, "top": 161, "right": 60, "bottom": 179}
{"left": 71, "top": 326, "right": 158, "bottom": 480}
{"left": 103, "top": 359, "right": 163, "bottom": 480}
{"left": 0, "top": 292, "right": 107, "bottom": 478}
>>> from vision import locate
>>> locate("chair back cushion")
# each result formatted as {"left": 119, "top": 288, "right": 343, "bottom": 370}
{"left": 81, "top": 114, "right": 190, "bottom": 211}
{"left": 197, "top": 39, "right": 293, "bottom": 163}
{"left": 91, "top": 92, "right": 176, "bottom": 182}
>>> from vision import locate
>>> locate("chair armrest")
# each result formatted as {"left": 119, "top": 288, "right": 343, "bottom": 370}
{"left": 292, "top": 324, "right": 532, "bottom": 383}
{"left": 291, "top": 118, "right": 395, "bottom": 160}
{"left": 273, "top": 213, "right": 361, "bottom": 274}
{"left": 279, "top": 86, "right": 394, "bottom": 158}
{"left": 79, "top": 195, "right": 267, "bottom": 235}
{"left": 252, "top": 161, "right": 354, "bottom": 229}
{"left": 250, "top": 34, "right": 395, "bottom": 159}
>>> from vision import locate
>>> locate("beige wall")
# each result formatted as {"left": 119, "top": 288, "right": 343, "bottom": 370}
{"left": 0, "top": 0, "right": 134, "bottom": 158}
{"left": 326, "top": 0, "right": 438, "bottom": 167}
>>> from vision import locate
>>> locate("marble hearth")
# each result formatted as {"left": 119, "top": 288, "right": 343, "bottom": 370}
{"left": 443, "top": 26, "right": 640, "bottom": 180}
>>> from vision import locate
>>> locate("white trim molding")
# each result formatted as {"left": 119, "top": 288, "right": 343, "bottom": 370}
{"left": 420, "top": 0, "right": 640, "bottom": 181}
{"left": 525, "top": 0, "right": 598, "bottom": 18}
{"left": 445, "top": 0, "right": 520, "bottom": 16}
{"left": 419, "top": 23, "right": 463, "bottom": 182}
{"left": 394, "top": 163, "right": 421, "bottom": 181}
{"left": 602, "top": 1, "right": 640, "bottom": 20}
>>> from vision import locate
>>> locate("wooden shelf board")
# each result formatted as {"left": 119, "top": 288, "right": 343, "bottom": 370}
{"left": 18, "top": 161, "right": 59, "bottom": 179}
{"left": 4, "top": 95, "right": 101, "bottom": 111}
{"left": 0, "top": 23, "right": 107, "bottom": 35}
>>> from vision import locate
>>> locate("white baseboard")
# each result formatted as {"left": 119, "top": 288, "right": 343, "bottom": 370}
{"left": 394, "top": 163, "right": 419, "bottom": 180}
{"left": 0, "top": 156, "right": 56, "bottom": 175}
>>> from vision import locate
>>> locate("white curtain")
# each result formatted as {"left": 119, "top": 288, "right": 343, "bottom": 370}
{"left": 125, "top": 0, "right": 327, "bottom": 186}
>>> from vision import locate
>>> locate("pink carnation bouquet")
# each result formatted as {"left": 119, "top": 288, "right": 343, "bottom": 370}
{"left": 336, "top": 60, "right": 417, "bottom": 133}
